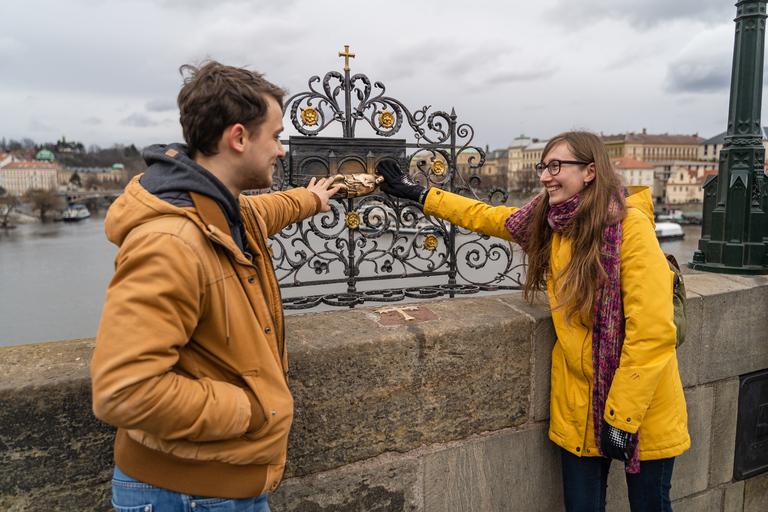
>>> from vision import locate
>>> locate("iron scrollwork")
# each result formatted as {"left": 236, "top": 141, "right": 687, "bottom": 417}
{"left": 263, "top": 47, "right": 524, "bottom": 309}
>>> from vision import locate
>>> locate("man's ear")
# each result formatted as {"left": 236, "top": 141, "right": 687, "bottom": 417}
{"left": 228, "top": 124, "right": 247, "bottom": 153}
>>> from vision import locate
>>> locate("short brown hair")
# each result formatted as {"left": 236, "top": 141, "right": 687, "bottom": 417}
{"left": 177, "top": 61, "right": 287, "bottom": 158}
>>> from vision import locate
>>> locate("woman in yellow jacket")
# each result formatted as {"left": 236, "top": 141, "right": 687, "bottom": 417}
{"left": 377, "top": 131, "right": 689, "bottom": 512}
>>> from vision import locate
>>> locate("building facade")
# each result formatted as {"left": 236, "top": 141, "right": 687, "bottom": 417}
{"left": 610, "top": 157, "right": 655, "bottom": 188}
{"left": 602, "top": 129, "right": 703, "bottom": 162}
{"left": 0, "top": 161, "right": 59, "bottom": 196}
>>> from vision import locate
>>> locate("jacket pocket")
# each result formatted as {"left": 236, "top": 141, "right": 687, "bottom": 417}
{"left": 241, "top": 373, "right": 270, "bottom": 437}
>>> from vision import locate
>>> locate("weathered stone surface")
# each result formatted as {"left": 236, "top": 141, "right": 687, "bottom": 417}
{"left": 0, "top": 480, "right": 111, "bottom": 512}
{"left": 496, "top": 294, "right": 556, "bottom": 423}
{"left": 671, "top": 488, "right": 722, "bottom": 512}
{"left": 671, "top": 385, "right": 713, "bottom": 499}
{"left": 724, "top": 480, "right": 745, "bottom": 512}
{"left": 423, "top": 426, "right": 563, "bottom": 512}
{"left": 605, "top": 385, "right": 713, "bottom": 509}
{"left": 286, "top": 296, "right": 533, "bottom": 477}
{"left": 0, "top": 339, "right": 114, "bottom": 511}
{"left": 270, "top": 457, "right": 418, "bottom": 512}
{"left": 712, "top": 378, "right": 740, "bottom": 486}
{"left": 744, "top": 471, "right": 768, "bottom": 512}
{"left": 676, "top": 288, "right": 701, "bottom": 388}
{"left": 685, "top": 274, "right": 768, "bottom": 384}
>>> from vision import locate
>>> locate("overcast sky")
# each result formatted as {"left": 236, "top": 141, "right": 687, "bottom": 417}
{"left": 0, "top": 0, "right": 750, "bottom": 153}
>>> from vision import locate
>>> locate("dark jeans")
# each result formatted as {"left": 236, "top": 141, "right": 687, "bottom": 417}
{"left": 560, "top": 448, "right": 675, "bottom": 512}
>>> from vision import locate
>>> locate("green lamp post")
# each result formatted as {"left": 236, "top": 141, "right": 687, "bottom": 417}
{"left": 690, "top": 0, "right": 768, "bottom": 274}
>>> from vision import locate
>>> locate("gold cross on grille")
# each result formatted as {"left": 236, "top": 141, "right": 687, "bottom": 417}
{"left": 338, "top": 45, "right": 355, "bottom": 71}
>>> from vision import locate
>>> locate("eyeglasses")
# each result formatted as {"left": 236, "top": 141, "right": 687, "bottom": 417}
{"left": 535, "top": 159, "right": 590, "bottom": 177}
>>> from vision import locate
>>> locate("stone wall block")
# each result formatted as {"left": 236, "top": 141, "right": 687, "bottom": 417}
{"left": 744, "top": 471, "right": 768, "bottom": 512}
{"left": 0, "top": 340, "right": 114, "bottom": 511}
{"left": 496, "top": 294, "right": 557, "bottom": 423}
{"left": 270, "top": 458, "right": 419, "bottom": 512}
{"left": 285, "top": 296, "right": 534, "bottom": 477}
{"left": 423, "top": 426, "right": 562, "bottom": 512}
{"left": 686, "top": 274, "right": 768, "bottom": 383}
{"left": 724, "top": 480, "right": 745, "bottom": 512}
{"left": 676, "top": 288, "right": 701, "bottom": 388}
{"left": 671, "top": 385, "right": 714, "bottom": 499}
{"left": 671, "top": 489, "right": 723, "bottom": 512}
{"left": 712, "top": 378, "right": 740, "bottom": 486}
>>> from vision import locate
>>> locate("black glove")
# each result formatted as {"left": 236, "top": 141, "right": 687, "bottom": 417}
{"left": 600, "top": 421, "right": 635, "bottom": 461}
{"left": 376, "top": 161, "right": 428, "bottom": 204}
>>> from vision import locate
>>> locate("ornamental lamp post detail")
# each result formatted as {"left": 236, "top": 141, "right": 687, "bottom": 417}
{"left": 690, "top": 0, "right": 768, "bottom": 274}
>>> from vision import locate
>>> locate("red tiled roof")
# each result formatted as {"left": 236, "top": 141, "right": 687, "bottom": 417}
{"left": 3, "top": 161, "right": 57, "bottom": 169}
{"left": 611, "top": 157, "right": 655, "bottom": 169}
{"left": 602, "top": 133, "right": 704, "bottom": 144}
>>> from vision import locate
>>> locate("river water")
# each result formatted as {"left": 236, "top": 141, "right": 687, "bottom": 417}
{"left": 0, "top": 211, "right": 703, "bottom": 349}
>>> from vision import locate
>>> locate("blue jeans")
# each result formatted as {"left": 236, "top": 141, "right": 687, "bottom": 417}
{"left": 560, "top": 448, "right": 674, "bottom": 512}
{"left": 111, "top": 466, "right": 271, "bottom": 512}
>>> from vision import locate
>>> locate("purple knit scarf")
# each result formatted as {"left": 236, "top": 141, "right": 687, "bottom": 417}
{"left": 505, "top": 193, "right": 639, "bottom": 473}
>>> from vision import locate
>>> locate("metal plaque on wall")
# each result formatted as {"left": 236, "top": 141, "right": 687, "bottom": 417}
{"left": 734, "top": 369, "right": 768, "bottom": 480}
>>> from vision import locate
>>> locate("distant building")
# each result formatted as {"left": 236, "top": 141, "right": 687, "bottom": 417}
{"left": 610, "top": 157, "right": 655, "bottom": 188}
{"left": 665, "top": 167, "right": 718, "bottom": 204}
{"left": 58, "top": 166, "right": 126, "bottom": 189}
{"left": 0, "top": 152, "right": 13, "bottom": 192}
{"left": 651, "top": 159, "right": 717, "bottom": 202}
{"left": 0, "top": 160, "right": 59, "bottom": 195}
{"left": 506, "top": 135, "right": 548, "bottom": 192}
{"left": 602, "top": 129, "right": 704, "bottom": 162}
{"left": 35, "top": 148, "right": 55, "bottom": 162}
{"left": 698, "top": 129, "right": 768, "bottom": 162}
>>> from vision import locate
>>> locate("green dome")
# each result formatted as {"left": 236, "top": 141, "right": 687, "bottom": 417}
{"left": 112, "top": 163, "right": 124, "bottom": 170}
{"left": 36, "top": 149, "right": 54, "bottom": 162}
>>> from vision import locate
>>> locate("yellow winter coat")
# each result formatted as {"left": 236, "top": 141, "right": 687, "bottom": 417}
{"left": 424, "top": 186, "right": 690, "bottom": 460}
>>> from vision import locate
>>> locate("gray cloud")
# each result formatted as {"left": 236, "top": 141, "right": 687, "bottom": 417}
{"left": 549, "top": 0, "right": 732, "bottom": 30}
{"left": 145, "top": 99, "right": 177, "bottom": 112}
{"left": 83, "top": 117, "right": 103, "bottom": 126}
{"left": 487, "top": 67, "right": 558, "bottom": 85}
{"left": 120, "top": 113, "right": 159, "bottom": 128}
{"left": 664, "top": 26, "right": 733, "bottom": 94}
{"left": 29, "top": 120, "right": 53, "bottom": 132}
{"left": 665, "top": 62, "right": 730, "bottom": 94}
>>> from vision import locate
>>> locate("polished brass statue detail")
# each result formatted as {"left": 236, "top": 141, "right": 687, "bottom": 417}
{"left": 333, "top": 172, "right": 385, "bottom": 199}
{"left": 338, "top": 45, "right": 355, "bottom": 71}
{"left": 300, "top": 107, "right": 319, "bottom": 127}
{"left": 345, "top": 212, "right": 361, "bottom": 229}
{"left": 423, "top": 234, "right": 439, "bottom": 251}
{"left": 375, "top": 305, "right": 420, "bottom": 321}
{"left": 431, "top": 161, "right": 446, "bottom": 176}
{"left": 378, "top": 110, "right": 395, "bottom": 129}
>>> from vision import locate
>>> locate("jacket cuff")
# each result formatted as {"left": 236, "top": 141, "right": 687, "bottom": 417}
{"left": 309, "top": 191, "right": 323, "bottom": 214}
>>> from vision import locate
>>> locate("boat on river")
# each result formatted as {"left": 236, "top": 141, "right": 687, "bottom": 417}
{"left": 62, "top": 205, "right": 91, "bottom": 221}
{"left": 655, "top": 222, "right": 684, "bottom": 241}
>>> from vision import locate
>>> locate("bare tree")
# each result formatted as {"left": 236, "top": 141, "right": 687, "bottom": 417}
{"left": 0, "top": 194, "right": 19, "bottom": 228}
{"left": 27, "top": 189, "right": 65, "bottom": 221}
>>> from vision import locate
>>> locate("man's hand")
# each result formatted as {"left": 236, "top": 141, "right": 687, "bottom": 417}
{"left": 376, "top": 161, "right": 428, "bottom": 204}
{"left": 306, "top": 176, "right": 344, "bottom": 212}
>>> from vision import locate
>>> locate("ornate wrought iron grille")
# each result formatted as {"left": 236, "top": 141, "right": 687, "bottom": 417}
{"left": 264, "top": 47, "right": 524, "bottom": 309}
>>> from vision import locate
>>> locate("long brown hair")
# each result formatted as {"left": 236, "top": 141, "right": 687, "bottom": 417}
{"left": 522, "top": 131, "right": 626, "bottom": 321}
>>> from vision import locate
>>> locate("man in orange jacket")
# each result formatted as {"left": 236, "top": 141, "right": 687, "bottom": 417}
{"left": 91, "top": 61, "right": 340, "bottom": 511}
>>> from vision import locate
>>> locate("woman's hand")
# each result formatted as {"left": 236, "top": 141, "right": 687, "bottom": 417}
{"left": 376, "top": 161, "right": 428, "bottom": 204}
{"left": 600, "top": 420, "right": 636, "bottom": 460}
